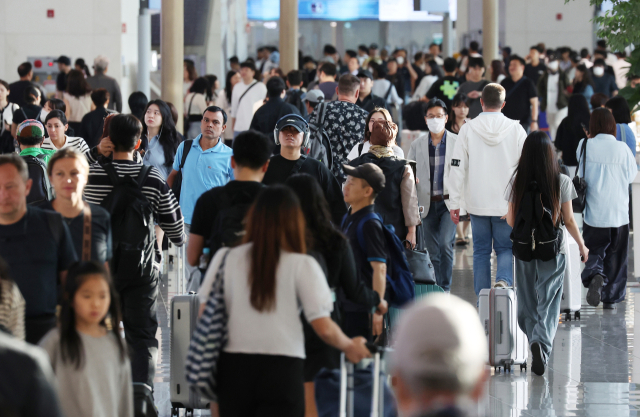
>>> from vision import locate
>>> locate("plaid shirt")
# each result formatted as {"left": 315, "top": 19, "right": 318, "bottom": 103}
{"left": 429, "top": 132, "right": 447, "bottom": 196}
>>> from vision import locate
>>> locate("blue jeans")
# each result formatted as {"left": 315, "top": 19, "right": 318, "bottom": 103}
{"left": 470, "top": 215, "right": 513, "bottom": 295}
{"left": 422, "top": 200, "right": 457, "bottom": 292}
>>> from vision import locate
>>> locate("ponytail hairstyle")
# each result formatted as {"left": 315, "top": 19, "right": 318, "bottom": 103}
{"left": 59, "top": 262, "right": 126, "bottom": 369}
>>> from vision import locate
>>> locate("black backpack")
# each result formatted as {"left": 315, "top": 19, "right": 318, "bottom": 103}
{"left": 306, "top": 102, "right": 333, "bottom": 170}
{"left": 22, "top": 154, "right": 54, "bottom": 207}
{"left": 208, "top": 188, "right": 253, "bottom": 255}
{"left": 510, "top": 181, "right": 563, "bottom": 262}
{"left": 99, "top": 163, "right": 154, "bottom": 280}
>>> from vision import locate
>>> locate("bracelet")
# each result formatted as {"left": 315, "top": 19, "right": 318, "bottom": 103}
{"left": 531, "top": 120, "right": 538, "bottom": 123}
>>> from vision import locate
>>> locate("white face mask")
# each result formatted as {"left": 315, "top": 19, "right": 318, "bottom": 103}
{"left": 427, "top": 117, "right": 446, "bottom": 134}
{"left": 396, "top": 56, "right": 405, "bottom": 66}
{"left": 593, "top": 66, "right": 605, "bottom": 77}
{"left": 39, "top": 109, "right": 49, "bottom": 122}
{"left": 547, "top": 61, "right": 559, "bottom": 72}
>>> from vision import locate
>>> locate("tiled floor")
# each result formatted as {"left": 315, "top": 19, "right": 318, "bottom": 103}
{"left": 154, "top": 238, "right": 640, "bottom": 416}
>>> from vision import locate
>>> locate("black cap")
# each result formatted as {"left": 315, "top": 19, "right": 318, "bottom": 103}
{"left": 54, "top": 55, "right": 71, "bottom": 66}
{"left": 369, "top": 43, "right": 379, "bottom": 50}
{"left": 357, "top": 69, "right": 373, "bottom": 80}
{"left": 343, "top": 163, "right": 386, "bottom": 193}
{"left": 275, "top": 114, "right": 308, "bottom": 134}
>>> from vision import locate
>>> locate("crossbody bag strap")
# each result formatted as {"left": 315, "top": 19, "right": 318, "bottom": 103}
{"left": 237, "top": 81, "right": 258, "bottom": 107}
{"left": 187, "top": 93, "right": 197, "bottom": 116}
{"left": 505, "top": 77, "right": 526, "bottom": 100}
{"left": 81, "top": 204, "right": 92, "bottom": 261}
{"left": 290, "top": 155, "right": 308, "bottom": 175}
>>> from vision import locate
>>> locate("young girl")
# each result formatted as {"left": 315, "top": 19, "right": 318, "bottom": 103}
{"left": 40, "top": 262, "right": 133, "bottom": 417}
{"left": 506, "top": 131, "right": 589, "bottom": 376}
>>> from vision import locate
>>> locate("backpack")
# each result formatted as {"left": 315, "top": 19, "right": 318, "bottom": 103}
{"left": 208, "top": 188, "right": 253, "bottom": 255}
{"left": 345, "top": 212, "right": 415, "bottom": 308}
{"left": 22, "top": 154, "right": 54, "bottom": 206}
{"left": 99, "top": 163, "right": 155, "bottom": 280}
{"left": 307, "top": 102, "right": 333, "bottom": 170}
{"left": 510, "top": 181, "right": 563, "bottom": 262}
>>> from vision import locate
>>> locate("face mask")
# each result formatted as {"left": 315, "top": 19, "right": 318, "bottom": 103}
{"left": 593, "top": 66, "right": 605, "bottom": 77}
{"left": 427, "top": 117, "right": 446, "bottom": 133}
{"left": 396, "top": 57, "right": 405, "bottom": 66}
{"left": 547, "top": 61, "right": 559, "bottom": 72}
{"left": 39, "top": 109, "right": 49, "bottom": 122}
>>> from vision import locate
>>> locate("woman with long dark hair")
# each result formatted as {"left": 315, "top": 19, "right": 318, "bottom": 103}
{"left": 606, "top": 95, "right": 636, "bottom": 155}
{"left": 198, "top": 185, "right": 370, "bottom": 417}
{"left": 506, "top": 131, "right": 588, "bottom": 376}
{"left": 141, "top": 99, "right": 181, "bottom": 180}
{"left": 445, "top": 92, "right": 471, "bottom": 134}
{"left": 204, "top": 74, "right": 219, "bottom": 104}
{"left": 555, "top": 94, "right": 590, "bottom": 174}
{"left": 490, "top": 59, "right": 507, "bottom": 83}
{"left": 578, "top": 109, "right": 637, "bottom": 311}
{"left": 285, "top": 174, "right": 386, "bottom": 417}
{"left": 63, "top": 69, "right": 93, "bottom": 134}
{"left": 215, "top": 70, "right": 240, "bottom": 143}
{"left": 572, "top": 64, "right": 594, "bottom": 105}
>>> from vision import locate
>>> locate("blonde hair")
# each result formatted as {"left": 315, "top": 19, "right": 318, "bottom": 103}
{"left": 47, "top": 148, "right": 90, "bottom": 177}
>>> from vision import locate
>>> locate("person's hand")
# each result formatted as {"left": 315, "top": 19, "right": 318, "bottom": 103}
{"left": 530, "top": 121, "right": 539, "bottom": 132}
{"left": 405, "top": 229, "right": 416, "bottom": 249}
{"left": 376, "top": 299, "right": 388, "bottom": 315}
{"left": 370, "top": 120, "right": 398, "bottom": 145}
{"left": 416, "top": 176, "right": 420, "bottom": 184}
{"left": 579, "top": 244, "right": 589, "bottom": 263}
{"left": 372, "top": 313, "right": 384, "bottom": 336}
{"left": 450, "top": 209, "right": 460, "bottom": 225}
{"left": 467, "top": 90, "right": 481, "bottom": 99}
{"left": 97, "top": 136, "right": 114, "bottom": 156}
{"left": 344, "top": 336, "right": 371, "bottom": 364}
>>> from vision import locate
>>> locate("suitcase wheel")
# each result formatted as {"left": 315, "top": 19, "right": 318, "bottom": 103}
{"left": 520, "top": 363, "right": 527, "bottom": 372}
{"left": 565, "top": 312, "right": 572, "bottom": 322}
{"left": 171, "top": 408, "right": 179, "bottom": 416}
{"left": 575, "top": 311, "right": 581, "bottom": 320}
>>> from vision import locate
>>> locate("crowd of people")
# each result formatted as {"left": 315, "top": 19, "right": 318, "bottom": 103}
{"left": 0, "top": 36, "right": 637, "bottom": 417}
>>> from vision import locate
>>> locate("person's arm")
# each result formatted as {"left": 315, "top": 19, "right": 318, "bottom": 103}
{"left": 11, "top": 122, "right": 17, "bottom": 139}
{"left": 63, "top": 98, "right": 71, "bottom": 119}
{"left": 113, "top": 82, "right": 123, "bottom": 113}
{"left": 506, "top": 201, "right": 515, "bottom": 228}
{"left": 310, "top": 317, "right": 370, "bottom": 363}
{"left": 149, "top": 167, "right": 186, "bottom": 245}
{"left": 187, "top": 234, "right": 205, "bottom": 267}
{"left": 562, "top": 201, "right": 588, "bottom": 262}
{"left": 167, "top": 169, "right": 178, "bottom": 188}
{"left": 370, "top": 261, "right": 387, "bottom": 335}
{"left": 530, "top": 97, "right": 539, "bottom": 131}
{"left": 400, "top": 165, "right": 420, "bottom": 247}
{"left": 337, "top": 241, "right": 386, "bottom": 313}
{"left": 391, "top": 85, "right": 403, "bottom": 107}
{"left": 230, "top": 85, "right": 240, "bottom": 132}
{"left": 447, "top": 128, "right": 469, "bottom": 224}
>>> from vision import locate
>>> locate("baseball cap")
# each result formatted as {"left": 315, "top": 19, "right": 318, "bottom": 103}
{"left": 390, "top": 294, "right": 487, "bottom": 394}
{"left": 369, "top": 43, "right": 379, "bottom": 50}
{"left": 17, "top": 120, "right": 44, "bottom": 139}
{"left": 302, "top": 89, "right": 325, "bottom": 104}
{"left": 275, "top": 115, "right": 308, "bottom": 134}
{"left": 342, "top": 163, "right": 386, "bottom": 193}
{"left": 357, "top": 69, "right": 374, "bottom": 80}
{"left": 54, "top": 55, "right": 71, "bottom": 66}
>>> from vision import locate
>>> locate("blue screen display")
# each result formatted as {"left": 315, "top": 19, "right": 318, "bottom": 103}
{"left": 248, "top": 0, "right": 378, "bottom": 21}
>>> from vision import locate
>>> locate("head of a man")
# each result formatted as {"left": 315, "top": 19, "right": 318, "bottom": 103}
{"left": 469, "top": 41, "right": 479, "bottom": 53}
{"left": 508, "top": 55, "right": 526, "bottom": 79}
{"left": 348, "top": 57, "right": 360, "bottom": 74}
{"left": 357, "top": 70, "right": 374, "bottom": 96}
{"left": 0, "top": 154, "right": 31, "bottom": 222}
{"left": 481, "top": 83, "right": 506, "bottom": 112}
{"left": 502, "top": 46, "right": 512, "bottom": 59}
{"left": 93, "top": 55, "right": 109, "bottom": 74}
{"left": 16, "top": 120, "right": 45, "bottom": 149}
{"left": 429, "top": 43, "right": 440, "bottom": 57}
{"left": 320, "top": 63, "right": 337, "bottom": 82}
{"left": 232, "top": 130, "right": 273, "bottom": 176}
{"left": 593, "top": 59, "right": 606, "bottom": 78}
{"left": 424, "top": 99, "right": 448, "bottom": 134}
{"left": 287, "top": 70, "right": 303, "bottom": 89}
{"left": 200, "top": 106, "right": 227, "bottom": 141}
{"left": 56, "top": 55, "right": 72, "bottom": 74}
{"left": 343, "top": 163, "right": 385, "bottom": 207}
{"left": 547, "top": 54, "right": 560, "bottom": 74}
{"left": 386, "top": 58, "right": 398, "bottom": 75}
{"left": 443, "top": 57, "right": 457, "bottom": 75}
{"left": 276, "top": 115, "right": 307, "bottom": 151}
{"left": 529, "top": 45, "right": 541, "bottom": 64}
{"left": 17, "top": 62, "right": 33, "bottom": 81}
{"left": 337, "top": 74, "right": 361, "bottom": 102}
{"left": 109, "top": 114, "right": 142, "bottom": 152}
{"left": 391, "top": 294, "right": 488, "bottom": 416}
{"left": 303, "top": 90, "right": 324, "bottom": 115}
{"left": 266, "top": 76, "right": 286, "bottom": 99}
{"left": 240, "top": 61, "right": 257, "bottom": 84}
{"left": 467, "top": 57, "right": 485, "bottom": 81}
{"left": 358, "top": 45, "right": 369, "bottom": 57}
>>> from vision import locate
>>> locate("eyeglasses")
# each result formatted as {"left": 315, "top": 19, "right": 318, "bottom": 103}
{"left": 426, "top": 115, "right": 446, "bottom": 120}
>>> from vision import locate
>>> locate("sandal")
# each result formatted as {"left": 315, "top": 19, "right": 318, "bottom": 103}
{"left": 455, "top": 238, "right": 469, "bottom": 246}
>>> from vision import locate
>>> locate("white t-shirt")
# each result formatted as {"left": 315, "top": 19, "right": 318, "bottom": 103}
{"left": 230, "top": 80, "right": 267, "bottom": 132}
{"left": 199, "top": 243, "right": 333, "bottom": 359}
{"left": 41, "top": 135, "right": 90, "bottom": 154}
{"left": 347, "top": 141, "right": 404, "bottom": 161}
{"left": 547, "top": 73, "right": 560, "bottom": 114}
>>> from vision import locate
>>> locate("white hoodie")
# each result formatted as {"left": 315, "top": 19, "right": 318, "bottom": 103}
{"left": 447, "top": 112, "right": 526, "bottom": 216}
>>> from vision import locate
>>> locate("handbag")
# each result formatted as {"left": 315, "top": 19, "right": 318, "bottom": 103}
{"left": 403, "top": 224, "right": 436, "bottom": 285}
{"left": 572, "top": 138, "right": 588, "bottom": 213}
{"left": 185, "top": 249, "right": 231, "bottom": 401}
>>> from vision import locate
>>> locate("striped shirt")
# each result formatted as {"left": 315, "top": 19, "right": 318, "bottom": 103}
{"left": 41, "top": 135, "right": 91, "bottom": 154}
{"left": 428, "top": 132, "right": 447, "bottom": 196}
{"left": 84, "top": 160, "right": 186, "bottom": 270}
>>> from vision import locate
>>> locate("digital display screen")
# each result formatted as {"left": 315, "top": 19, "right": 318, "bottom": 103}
{"left": 248, "top": 0, "right": 379, "bottom": 20}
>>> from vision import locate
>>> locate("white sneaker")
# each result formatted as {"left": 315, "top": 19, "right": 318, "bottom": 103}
{"left": 494, "top": 280, "right": 508, "bottom": 289}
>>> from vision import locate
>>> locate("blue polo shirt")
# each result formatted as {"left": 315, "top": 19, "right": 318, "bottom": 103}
{"left": 173, "top": 135, "right": 234, "bottom": 224}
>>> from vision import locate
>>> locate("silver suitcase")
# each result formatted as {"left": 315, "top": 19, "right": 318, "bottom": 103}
{"left": 479, "top": 266, "right": 528, "bottom": 373}
{"left": 339, "top": 347, "right": 389, "bottom": 417}
{"left": 560, "top": 234, "right": 582, "bottom": 321}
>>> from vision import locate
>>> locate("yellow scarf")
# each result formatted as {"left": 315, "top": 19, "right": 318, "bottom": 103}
{"left": 369, "top": 145, "right": 395, "bottom": 158}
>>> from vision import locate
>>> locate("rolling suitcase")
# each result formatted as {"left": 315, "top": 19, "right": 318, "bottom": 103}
{"left": 478, "top": 262, "right": 528, "bottom": 373}
{"left": 560, "top": 234, "right": 581, "bottom": 321}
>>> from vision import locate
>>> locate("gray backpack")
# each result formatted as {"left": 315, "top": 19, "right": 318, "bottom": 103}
{"left": 307, "top": 102, "right": 333, "bottom": 170}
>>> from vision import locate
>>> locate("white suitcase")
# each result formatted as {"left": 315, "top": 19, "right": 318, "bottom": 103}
{"left": 560, "top": 234, "right": 582, "bottom": 321}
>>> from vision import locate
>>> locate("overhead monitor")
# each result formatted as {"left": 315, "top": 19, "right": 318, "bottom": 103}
{"left": 248, "top": 0, "right": 378, "bottom": 21}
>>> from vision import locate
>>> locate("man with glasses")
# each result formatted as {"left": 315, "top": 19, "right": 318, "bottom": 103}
{"left": 407, "top": 99, "right": 459, "bottom": 292}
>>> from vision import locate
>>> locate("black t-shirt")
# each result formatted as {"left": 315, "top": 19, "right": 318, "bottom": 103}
{"left": 41, "top": 202, "right": 112, "bottom": 264}
{"left": 56, "top": 72, "right": 68, "bottom": 92}
{"left": 12, "top": 104, "right": 43, "bottom": 126}
{"left": 7, "top": 81, "right": 33, "bottom": 108}
{"left": 426, "top": 76, "right": 461, "bottom": 109}
{"left": 340, "top": 205, "right": 389, "bottom": 313}
{"left": 262, "top": 154, "right": 347, "bottom": 224}
{"left": 501, "top": 76, "right": 538, "bottom": 125}
{"left": 190, "top": 180, "right": 265, "bottom": 251}
{"left": 0, "top": 207, "right": 77, "bottom": 317}
{"left": 524, "top": 63, "right": 546, "bottom": 86}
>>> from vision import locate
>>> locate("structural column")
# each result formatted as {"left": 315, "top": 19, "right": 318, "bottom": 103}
{"left": 161, "top": 0, "right": 184, "bottom": 132}
{"left": 138, "top": 0, "right": 151, "bottom": 99}
{"left": 279, "top": 0, "right": 299, "bottom": 73}
{"left": 482, "top": 0, "right": 499, "bottom": 62}
{"left": 442, "top": 12, "right": 453, "bottom": 59}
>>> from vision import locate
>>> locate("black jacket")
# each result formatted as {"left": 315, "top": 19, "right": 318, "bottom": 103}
{"left": 79, "top": 107, "right": 114, "bottom": 149}
{"left": 357, "top": 93, "right": 388, "bottom": 113}
{"left": 249, "top": 96, "right": 301, "bottom": 135}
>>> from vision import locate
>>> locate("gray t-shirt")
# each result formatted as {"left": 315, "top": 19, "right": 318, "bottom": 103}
{"left": 39, "top": 328, "right": 133, "bottom": 417}
{"left": 457, "top": 80, "right": 489, "bottom": 119}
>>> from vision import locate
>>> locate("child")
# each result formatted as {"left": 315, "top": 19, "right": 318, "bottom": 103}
{"left": 505, "top": 131, "right": 589, "bottom": 376}
{"left": 39, "top": 261, "right": 133, "bottom": 417}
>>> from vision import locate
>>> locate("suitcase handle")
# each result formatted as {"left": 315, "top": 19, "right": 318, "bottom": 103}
{"left": 506, "top": 296, "right": 515, "bottom": 353}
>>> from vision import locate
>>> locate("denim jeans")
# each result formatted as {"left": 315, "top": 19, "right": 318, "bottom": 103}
{"left": 422, "top": 200, "right": 457, "bottom": 292}
{"left": 469, "top": 215, "right": 513, "bottom": 295}
{"left": 516, "top": 254, "right": 565, "bottom": 364}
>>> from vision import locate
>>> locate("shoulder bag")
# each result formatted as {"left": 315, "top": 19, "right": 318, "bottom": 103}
{"left": 572, "top": 138, "right": 588, "bottom": 213}
{"left": 171, "top": 139, "right": 194, "bottom": 202}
